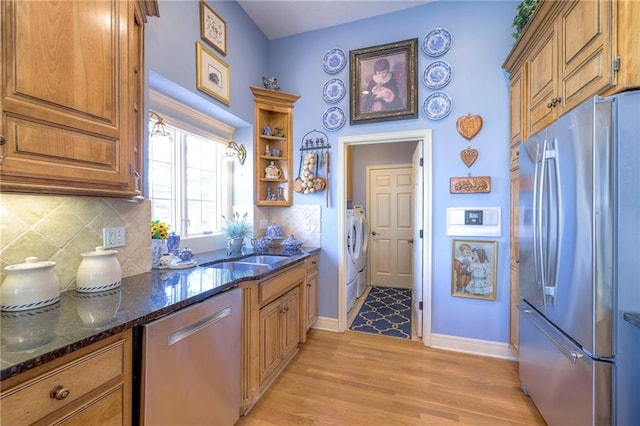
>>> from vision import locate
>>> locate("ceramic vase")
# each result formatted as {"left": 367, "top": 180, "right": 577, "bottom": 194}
{"left": 151, "top": 239, "right": 166, "bottom": 268}
{"left": 227, "top": 238, "right": 244, "bottom": 255}
{"left": 166, "top": 233, "right": 180, "bottom": 254}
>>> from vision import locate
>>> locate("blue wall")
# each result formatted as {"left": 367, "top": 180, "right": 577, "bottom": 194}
{"left": 146, "top": 0, "right": 519, "bottom": 344}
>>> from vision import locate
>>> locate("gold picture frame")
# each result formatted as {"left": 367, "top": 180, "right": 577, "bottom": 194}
{"left": 196, "top": 42, "right": 230, "bottom": 106}
{"left": 349, "top": 38, "right": 418, "bottom": 125}
{"left": 451, "top": 239, "right": 497, "bottom": 301}
{"left": 200, "top": 1, "right": 227, "bottom": 56}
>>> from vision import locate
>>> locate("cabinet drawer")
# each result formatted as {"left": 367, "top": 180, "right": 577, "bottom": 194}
{"left": 305, "top": 254, "right": 319, "bottom": 274}
{"left": 1, "top": 338, "right": 126, "bottom": 425}
{"left": 259, "top": 264, "right": 305, "bottom": 306}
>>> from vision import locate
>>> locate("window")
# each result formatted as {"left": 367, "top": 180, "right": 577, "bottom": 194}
{"left": 148, "top": 92, "right": 234, "bottom": 252}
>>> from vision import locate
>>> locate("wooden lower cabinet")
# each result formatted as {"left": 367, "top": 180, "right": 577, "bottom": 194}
{"left": 241, "top": 261, "right": 306, "bottom": 414}
{"left": 259, "top": 287, "right": 300, "bottom": 385}
{"left": 300, "top": 253, "right": 319, "bottom": 343}
{"left": 0, "top": 331, "right": 132, "bottom": 425}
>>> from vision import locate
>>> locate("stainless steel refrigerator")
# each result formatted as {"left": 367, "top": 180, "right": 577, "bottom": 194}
{"left": 519, "top": 91, "right": 640, "bottom": 425}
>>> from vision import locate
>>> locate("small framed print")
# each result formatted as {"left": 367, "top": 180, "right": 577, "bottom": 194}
{"left": 200, "top": 1, "right": 227, "bottom": 56}
{"left": 451, "top": 239, "right": 497, "bottom": 301}
{"left": 196, "top": 42, "right": 230, "bottom": 106}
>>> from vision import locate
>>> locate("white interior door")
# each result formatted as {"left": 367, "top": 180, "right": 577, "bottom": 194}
{"left": 412, "top": 145, "right": 423, "bottom": 337}
{"left": 368, "top": 165, "right": 413, "bottom": 288}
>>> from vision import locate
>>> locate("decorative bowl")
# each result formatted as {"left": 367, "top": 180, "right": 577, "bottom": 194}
{"left": 282, "top": 235, "right": 303, "bottom": 251}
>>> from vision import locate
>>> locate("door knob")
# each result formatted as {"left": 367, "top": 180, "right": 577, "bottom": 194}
{"left": 371, "top": 231, "right": 379, "bottom": 236}
{"left": 408, "top": 239, "right": 414, "bottom": 244}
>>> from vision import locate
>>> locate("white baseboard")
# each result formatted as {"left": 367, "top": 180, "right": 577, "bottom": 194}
{"left": 430, "top": 333, "right": 517, "bottom": 360}
{"left": 311, "top": 318, "right": 516, "bottom": 361}
{"left": 311, "top": 316, "right": 339, "bottom": 332}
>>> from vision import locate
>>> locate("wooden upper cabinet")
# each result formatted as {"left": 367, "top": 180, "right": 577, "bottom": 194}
{"left": 559, "top": 0, "right": 614, "bottom": 112}
{"left": 527, "top": 27, "right": 558, "bottom": 136}
{"left": 0, "top": 0, "right": 158, "bottom": 197}
{"left": 504, "top": 0, "right": 640, "bottom": 142}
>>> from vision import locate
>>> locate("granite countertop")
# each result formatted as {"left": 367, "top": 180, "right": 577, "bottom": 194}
{"left": 0, "top": 247, "right": 319, "bottom": 381}
{"left": 623, "top": 312, "right": 640, "bottom": 329}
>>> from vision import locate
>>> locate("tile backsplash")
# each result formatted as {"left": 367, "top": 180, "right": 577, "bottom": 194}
{"left": 0, "top": 194, "right": 323, "bottom": 292}
{"left": 0, "top": 194, "right": 151, "bottom": 291}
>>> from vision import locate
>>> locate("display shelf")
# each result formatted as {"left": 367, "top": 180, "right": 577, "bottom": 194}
{"left": 251, "top": 86, "right": 300, "bottom": 207}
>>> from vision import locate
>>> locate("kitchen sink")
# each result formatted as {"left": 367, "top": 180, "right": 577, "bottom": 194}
{"left": 207, "top": 261, "right": 266, "bottom": 271}
{"left": 240, "top": 255, "right": 290, "bottom": 267}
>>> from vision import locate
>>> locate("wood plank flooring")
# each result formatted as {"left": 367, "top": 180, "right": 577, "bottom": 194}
{"left": 237, "top": 329, "right": 546, "bottom": 425}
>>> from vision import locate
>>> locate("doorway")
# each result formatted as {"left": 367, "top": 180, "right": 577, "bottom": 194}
{"left": 337, "top": 130, "right": 432, "bottom": 347}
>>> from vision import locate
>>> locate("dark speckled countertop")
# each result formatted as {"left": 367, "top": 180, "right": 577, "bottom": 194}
{"left": 623, "top": 312, "right": 640, "bottom": 329}
{"left": 0, "top": 247, "right": 319, "bottom": 381}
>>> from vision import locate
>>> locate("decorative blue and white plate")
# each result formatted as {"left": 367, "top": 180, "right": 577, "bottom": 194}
{"left": 423, "top": 92, "right": 453, "bottom": 120}
{"left": 422, "top": 28, "right": 452, "bottom": 57}
{"left": 322, "top": 106, "right": 346, "bottom": 131}
{"left": 323, "top": 48, "right": 347, "bottom": 74}
{"left": 322, "top": 78, "right": 346, "bottom": 103}
{"left": 423, "top": 61, "right": 452, "bottom": 90}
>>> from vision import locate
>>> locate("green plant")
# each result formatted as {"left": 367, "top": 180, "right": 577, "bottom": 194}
{"left": 222, "top": 212, "right": 253, "bottom": 239}
{"left": 512, "top": 0, "right": 540, "bottom": 39}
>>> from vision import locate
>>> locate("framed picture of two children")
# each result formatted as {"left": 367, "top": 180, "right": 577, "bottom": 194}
{"left": 451, "top": 239, "right": 497, "bottom": 301}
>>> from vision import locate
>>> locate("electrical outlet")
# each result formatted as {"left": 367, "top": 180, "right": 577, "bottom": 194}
{"left": 103, "top": 227, "right": 126, "bottom": 248}
{"left": 260, "top": 219, "right": 268, "bottom": 229}
{"left": 303, "top": 219, "right": 312, "bottom": 232}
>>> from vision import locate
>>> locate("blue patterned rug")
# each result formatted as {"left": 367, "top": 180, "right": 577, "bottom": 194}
{"left": 349, "top": 286, "right": 412, "bottom": 339}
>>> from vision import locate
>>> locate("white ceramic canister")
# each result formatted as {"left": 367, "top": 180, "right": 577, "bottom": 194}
{"left": 76, "top": 246, "right": 122, "bottom": 293}
{"left": 1, "top": 257, "right": 60, "bottom": 312}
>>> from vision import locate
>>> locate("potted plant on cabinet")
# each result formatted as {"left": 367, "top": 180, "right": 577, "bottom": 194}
{"left": 222, "top": 212, "right": 253, "bottom": 254}
{"left": 512, "top": 0, "right": 540, "bottom": 39}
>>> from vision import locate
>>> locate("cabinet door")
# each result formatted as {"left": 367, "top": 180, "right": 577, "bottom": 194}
{"left": 0, "top": 0, "right": 138, "bottom": 196}
{"left": 509, "top": 170, "right": 521, "bottom": 356}
{"left": 559, "top": 0, "right": 614, "bottom": 113}
{"left": 305, "top": 270, "right": 319, "bottom": 331}
{"left": 281, "top": 287, "right": 300, "bottom": 360}
{"left": 510, "top": 69, "right": 525, "bottom": 143}
{"left": 528, "top": 28, "right": 559, "bottom": 136}
{"left": 258, "top": 299, "right": 282, "bottom": 385}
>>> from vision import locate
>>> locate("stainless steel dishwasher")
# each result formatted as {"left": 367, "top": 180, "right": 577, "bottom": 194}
{"left": 141, "top": 288, "right": 241, "bottom": 425}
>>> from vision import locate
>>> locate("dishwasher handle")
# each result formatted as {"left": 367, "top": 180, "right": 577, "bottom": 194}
{"left": 167, "top": 305, "right": 232, "bottom": 346}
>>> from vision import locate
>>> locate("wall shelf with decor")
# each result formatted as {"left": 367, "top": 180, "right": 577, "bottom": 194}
{"left": 251, "top": 86, "right": 300, "bottom": 207}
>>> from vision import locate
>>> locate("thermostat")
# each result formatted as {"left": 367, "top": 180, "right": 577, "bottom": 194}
{"left": 446, "top": 207, "right": 501, "bottom": 237}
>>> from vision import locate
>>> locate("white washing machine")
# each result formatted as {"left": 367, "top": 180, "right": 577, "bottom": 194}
{"left": 346, "top": 209, "right": 360, "bottom": 312}
{"left": 354, "top": 206, "right": 369, "bottom": 298}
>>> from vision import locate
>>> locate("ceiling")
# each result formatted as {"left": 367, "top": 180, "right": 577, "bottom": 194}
{"left": 236, "top": 1, "right": 434, "bottom": 40}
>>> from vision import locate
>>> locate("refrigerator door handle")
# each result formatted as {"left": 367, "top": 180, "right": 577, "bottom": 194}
{"left": 536, "top": 139, "right": 548, "bottom": 309}
{"left": 543, "top": 140, "right": 560, "bottom": 306}
{"left": 532, "top": 144, "right": 542, "bottom": 298}
{"left": 520, "top": 304, "right": 584, "bottom": 364}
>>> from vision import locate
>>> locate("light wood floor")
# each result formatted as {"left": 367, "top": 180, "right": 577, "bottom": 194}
{"left": 237, "top": 329, "right": 546, "bottom": 425}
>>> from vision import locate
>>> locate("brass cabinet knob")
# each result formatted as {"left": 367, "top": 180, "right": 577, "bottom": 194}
{"left": 50, "top": 385, "right": 70, "bottom": 400}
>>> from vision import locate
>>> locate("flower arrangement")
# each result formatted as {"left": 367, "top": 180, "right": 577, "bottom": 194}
{"left": 151, "top": 220, "right": 170, "bottom": 240}
{"left": 222, "top": 212, "right": 253, "bottom": 239}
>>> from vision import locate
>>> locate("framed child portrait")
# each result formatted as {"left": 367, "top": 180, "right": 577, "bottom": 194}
{"left": 451, "top": 239, "right": 497, "bottom": 301}
{"left": 349, "top": 38, "right": 418, "bottom": 125}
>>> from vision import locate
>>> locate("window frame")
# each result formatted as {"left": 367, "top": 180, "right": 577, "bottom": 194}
{"left": 148, "top": 90, "right": 235, "bottom": 253}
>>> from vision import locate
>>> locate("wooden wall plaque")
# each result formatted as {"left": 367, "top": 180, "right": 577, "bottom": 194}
{"left": 450, "top": 176, "right": 491, "bottom": 193}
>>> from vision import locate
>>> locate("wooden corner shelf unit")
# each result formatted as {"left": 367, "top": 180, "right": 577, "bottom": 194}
{"left": 250, "top": 86, "right": 300, "bottom": 207}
